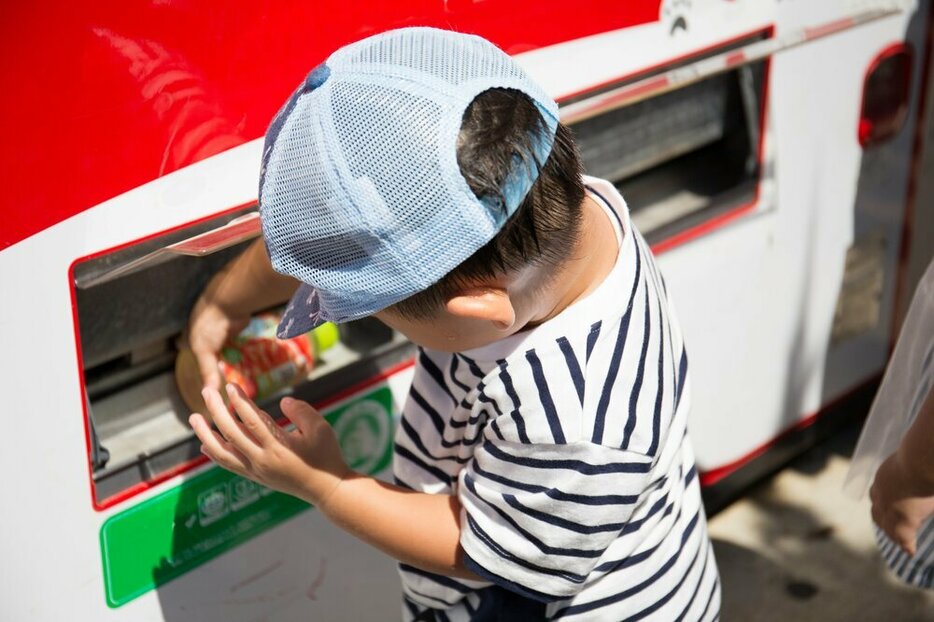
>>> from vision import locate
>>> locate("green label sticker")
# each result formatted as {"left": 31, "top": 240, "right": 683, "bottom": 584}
{"left": 100, "top": 385, "right": 395, "bottom": 608}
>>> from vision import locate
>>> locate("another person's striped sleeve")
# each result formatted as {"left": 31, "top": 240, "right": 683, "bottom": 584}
{"left": 394, "top": 176, "right": 720, "bottom": 621}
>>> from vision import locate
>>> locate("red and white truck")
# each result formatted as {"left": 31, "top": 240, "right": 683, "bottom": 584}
{"left": 1, "top": 0, "right": 931, "bottom": 619}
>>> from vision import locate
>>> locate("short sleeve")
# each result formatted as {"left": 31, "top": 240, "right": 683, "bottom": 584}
{"left": 457, "top": 438, "right": 655, "bottom": 602}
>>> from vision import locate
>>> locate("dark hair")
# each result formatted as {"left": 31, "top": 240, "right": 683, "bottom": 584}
{"left": 389, "top": 88, "right": 585, "bottom": 320}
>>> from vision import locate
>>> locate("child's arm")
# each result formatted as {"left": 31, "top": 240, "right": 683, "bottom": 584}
{"left": 186, "top": 239, "right": 300, "bottom": 390}
{"left": 190, "top": 383, "right": 479, "bottom": 580}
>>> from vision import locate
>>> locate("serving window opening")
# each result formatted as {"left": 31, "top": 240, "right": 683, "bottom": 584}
{"left": 567, "top": 31, "right": 771, "bottom": 247}
{"left": 73, "top": 208, "right": 413, "bottom": 509}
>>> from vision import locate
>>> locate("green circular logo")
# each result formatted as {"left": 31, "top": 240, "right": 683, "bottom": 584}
{"left": 333, "top": 398, "right": 393, "bottom": 474}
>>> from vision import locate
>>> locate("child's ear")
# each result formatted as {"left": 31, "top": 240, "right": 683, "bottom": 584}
{"left": 445, "top": 287, "right": 516, "bottom": 331}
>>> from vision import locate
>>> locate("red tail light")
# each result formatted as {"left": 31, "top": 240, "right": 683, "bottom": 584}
{"left": 859, "top": 43, "right": 913, "bottom": 148}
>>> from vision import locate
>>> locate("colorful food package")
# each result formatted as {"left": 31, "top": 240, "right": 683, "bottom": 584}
{"left": 176, "top": 312, "right": 339, "bottom": 415}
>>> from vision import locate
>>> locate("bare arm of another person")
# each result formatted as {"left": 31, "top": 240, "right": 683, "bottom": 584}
{"left": 871, "top": 385, "right": 934, "bottom": 555}
{"left": 186, "top": 238, "right": 300, "bottom": 389}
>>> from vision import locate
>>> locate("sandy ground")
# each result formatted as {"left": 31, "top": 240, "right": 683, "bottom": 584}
{"left": 708, "top": 425, "right": 934, "bottom": 621}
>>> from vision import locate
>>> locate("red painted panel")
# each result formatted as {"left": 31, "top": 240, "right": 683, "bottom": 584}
{"left": 0, "top": 1, "right": 662, "bottom": 249}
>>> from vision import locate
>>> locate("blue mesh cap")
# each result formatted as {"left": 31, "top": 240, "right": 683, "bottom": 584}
{"left": 259, "top": 27, "right": 559, "bottom": 339}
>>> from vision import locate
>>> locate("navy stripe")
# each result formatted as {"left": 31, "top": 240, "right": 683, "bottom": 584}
{"left": 489, "top": 418, "right": 506, "bottom": 441}
{"left": 463, "top": 474, "right": 606, "bottom": 558}
{"left": 685, "top": 463, "right": 698, "bottom": 485}
{"left": 555, "top": 500, "right": 704, "bottom": 617}
{"left": 595, "top": 504, "right": 695, "bottom": 573}
{"left": 400, "top": 563, "right": 474, "bottom": 594}
{"left": 462, "top": 551, "right": 566, "bottom": 604}
{"left": 674, "top": 542, "right": 712, "bottom": 622}
{"left": 698, "top": 576, "right": 720, "bottom": 622}
{"left": 883, "top": 531, "right": 897, "bottom": 560}
{"left": 400, "top": 417, "right": 474, "bottom": 462}
{"left": 621, "top": 528, "right": 705, "bottom": 622}
{"left": 557, "top": 337, "right": 586, "bottom": 407}
{"left": 647, "top": 294, "right": 666, "bottom": 456}
{"left": 593, "top": 243, "right": 642, "bottom": 443}
{"left": 675, "top": 347, "right": 688, "bottom": 410}
{"left": 403, "top": 597, "right": 420, "bottom": 616}
{"left": 593, "top": 528, "right": 666, "bottom": 573}
{"left": 463, "top": 594, "right": 477, "bottom": 615}
{"left": 906, "top": 520, "right": 934, "bottom": 583}
{"left": 667, "top": 307, "right": 678, "bottom": 420}
{"left": 405, "top": 586, "right": 459, "bottom": 609}
{"left": 894, "top": 532, "right": 915, "bottom": 575}
{"left": 586, "top": 320, "right": 602, "bottom": 363}
{"left": 465, "top": 514, "right": 587, "bottom": 585}
{"left": 477, "top": 381, "right": 505, "bottom": 418}
{"left": 407, "top": 394, "right": 484, "bottom": 449}
{"left": 483, "top": 440, "right": 652, "bottom": 474}
{"left": 472, "top": 462, "right": 638, "bottom": 505}
{"left": 587, "top": 185, "right": 626, "bottom": 233}
{"left": 497, "top": 360, "right": 531, "bottom": 444}
{"left": 458, "top": 353, "right": 486, "bottom": 379}
{"left": 621, "top": 494, "right": 672, "bottom": 536}
{"left": 526, "top": 349, "right": 566, "bottom": 443}
{"left": 449, "top": 355, "right": 472, "bottom": 393}
{"left": 640, "top": 234, "right": 675, "bottom": 429}
{"left": 410, "top": 387, "right": 446, "bottom": 436}
{"left": 419, "top": 348, "right": 458, "bottom": 406}
{"left": 623, "top": 285, "right": 652, "bottom": 450}
{"left": 640, "top": 233, "right": 664, "bottom": 295}
{"left": 395, "top": 444, "right": 453, "bottom": 485}
{"left": 447, "top": 408, "right": 488, "bottom": 430}
{"left": 502, "top": 492, "right": 628, "bottom": 534}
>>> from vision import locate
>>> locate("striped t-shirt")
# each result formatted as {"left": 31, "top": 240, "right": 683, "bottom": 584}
{"left": 394, "top": 176, "right": 721, "bottom": 621}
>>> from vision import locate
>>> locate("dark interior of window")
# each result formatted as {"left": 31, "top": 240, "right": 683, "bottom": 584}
{"left": 569, "top": 36, "right": 769, "bottom": 244}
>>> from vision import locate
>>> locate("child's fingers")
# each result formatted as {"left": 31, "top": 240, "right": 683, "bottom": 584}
{"left": 202, "top": 386, "right": 261, "bottom": 454}
{"left": 226, "top": 383, "right": 279, "bottom": 446}
{"left": 279, "top": 396, "right": 320, "bottom": 436}
{"left": 189, "top": 413, "right": 251, "bottom": 473}
{"left": 194, "top": 349, "right": 222, "bottom": 391}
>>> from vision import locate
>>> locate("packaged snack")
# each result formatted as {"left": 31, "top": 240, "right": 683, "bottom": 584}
{"left": 176, "top": 312, "right": 339, "bottom": 415}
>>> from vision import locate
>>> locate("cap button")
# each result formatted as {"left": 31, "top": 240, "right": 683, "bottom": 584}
{"left": 304, "top": 63, "right": 331, "bottom": 91}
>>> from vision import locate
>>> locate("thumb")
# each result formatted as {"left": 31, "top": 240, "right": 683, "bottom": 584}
{"left": 280, "top": 396, "right": 322, "bottom": 434}
{"left": 194, "top": 349, "right": 222, "bottom": 391}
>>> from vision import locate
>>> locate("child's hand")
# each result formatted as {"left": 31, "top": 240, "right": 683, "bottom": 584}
{"left": 870, "top": 451, "right": 934, "bottom": 556}
{"left": 189, "top": 384, "right": 352, "bottom": 507}
{"left": 184, "top": 297, "right": 249, "bottom": 391}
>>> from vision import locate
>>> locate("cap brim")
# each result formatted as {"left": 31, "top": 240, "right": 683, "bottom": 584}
{"left": 277, "top": 283, "right": 328, "bottom": 339}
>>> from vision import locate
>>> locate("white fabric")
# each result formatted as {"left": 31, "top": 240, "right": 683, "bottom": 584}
{"left": 846, "top": 259, "right": 934, "bottom": 496}
{"left": 846, "top": 257, "right": 934, "bottom": 589}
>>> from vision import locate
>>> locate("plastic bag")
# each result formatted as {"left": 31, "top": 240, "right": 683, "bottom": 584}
{"left": 844, "top": 258, "right": 934, "bottom": 498}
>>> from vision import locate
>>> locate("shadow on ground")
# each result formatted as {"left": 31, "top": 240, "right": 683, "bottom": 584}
{"left": 709, "top": 423, "right": 934, "bottom": 622}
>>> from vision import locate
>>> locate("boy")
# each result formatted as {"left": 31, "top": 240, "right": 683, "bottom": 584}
{"left": 188, "top": 27, "right": 720, "bottom": 621}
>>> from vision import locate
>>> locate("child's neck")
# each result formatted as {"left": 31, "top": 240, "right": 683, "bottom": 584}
{"left": 521, "top": 194, "right": 620, "bottom": 328}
